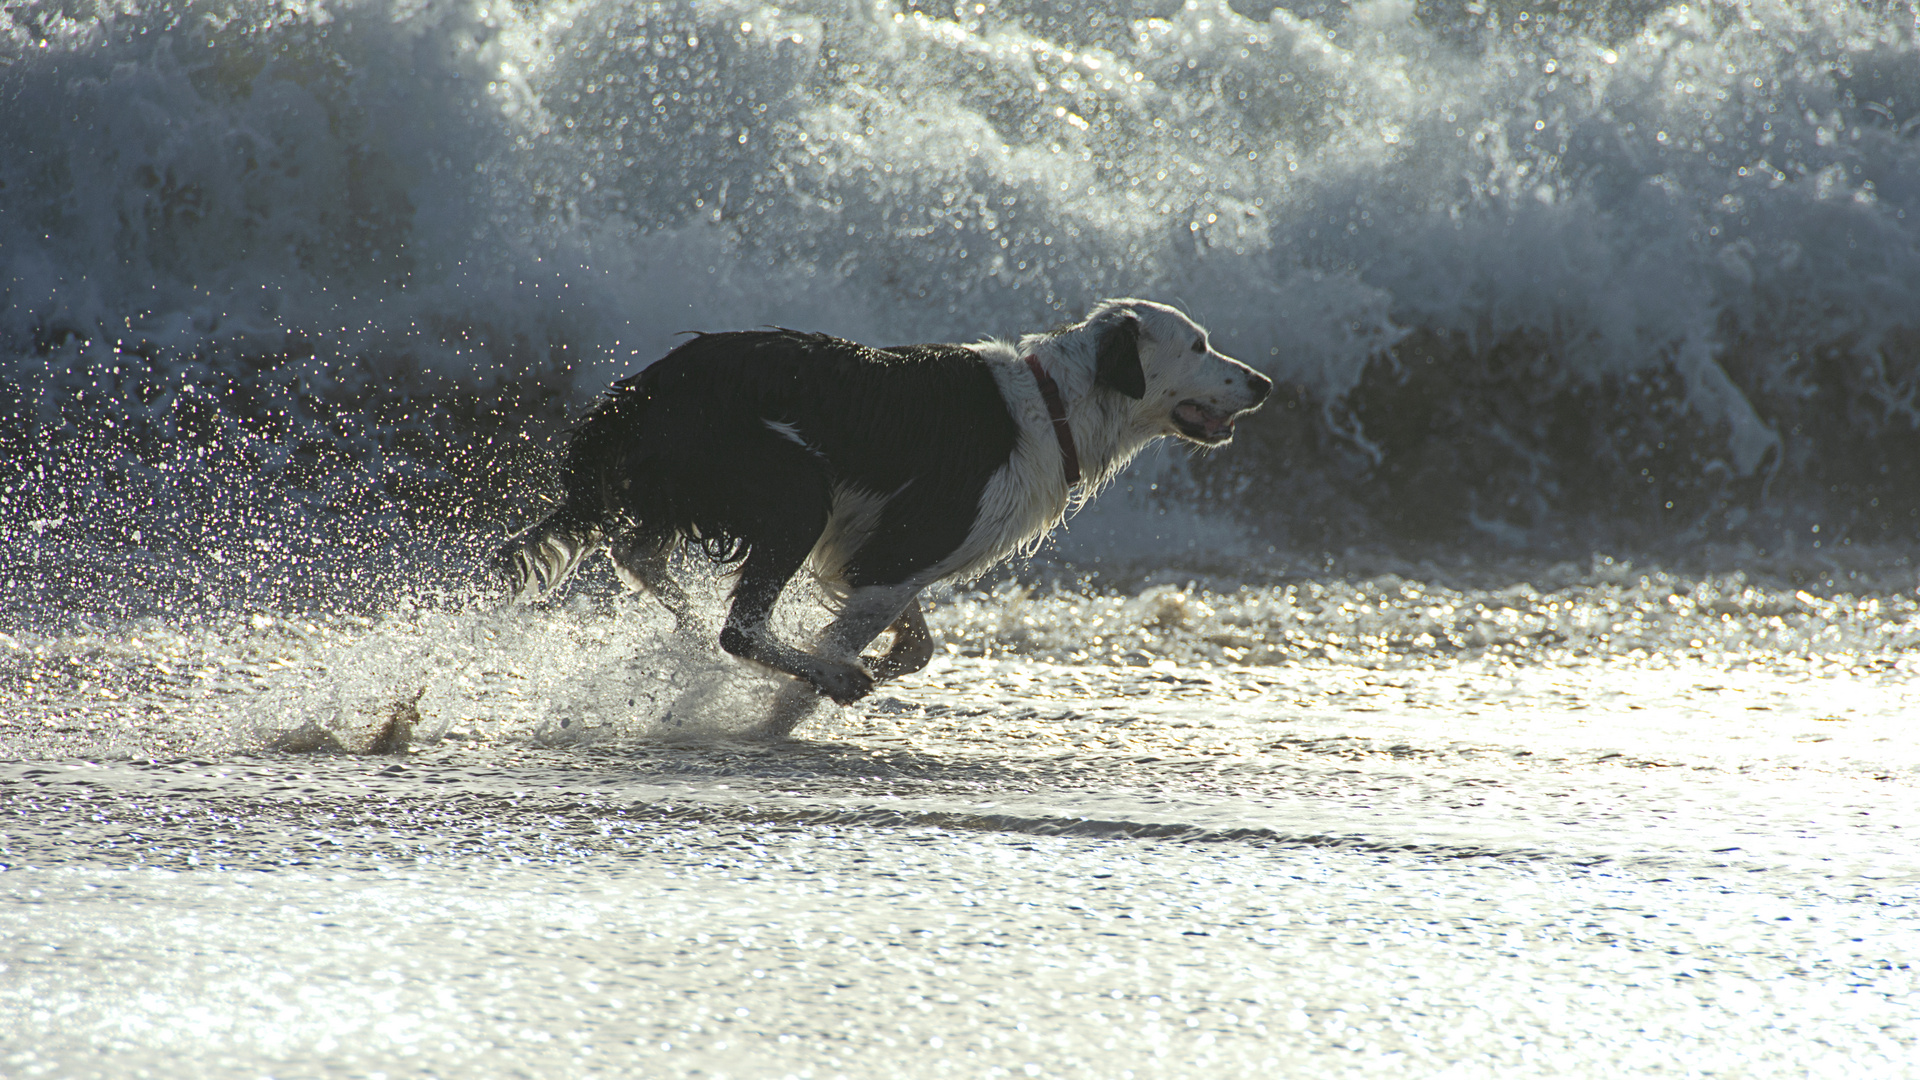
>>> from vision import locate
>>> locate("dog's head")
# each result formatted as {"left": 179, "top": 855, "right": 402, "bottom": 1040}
{"left": 1085, "top": 299, "right": 1271, "bottom": 446}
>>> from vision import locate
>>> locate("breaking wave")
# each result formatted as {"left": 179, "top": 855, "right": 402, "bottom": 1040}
{"left": 5, "top": 0, "right": 1920, "bottom": 610}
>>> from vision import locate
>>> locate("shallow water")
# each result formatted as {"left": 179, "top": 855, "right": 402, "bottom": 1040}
{"left": 3, "top": 566, "right": 1918, "bottom": 1077}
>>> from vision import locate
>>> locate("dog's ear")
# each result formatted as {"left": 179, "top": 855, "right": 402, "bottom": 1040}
{"left": 1095, "top": 312, "right": 1145, "bottom": 399}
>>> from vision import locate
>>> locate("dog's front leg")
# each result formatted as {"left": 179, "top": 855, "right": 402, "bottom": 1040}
{"left": 762, "top": 584, "right": 923, "bottom": 736}
{"left": 720, "top": 620, "right": 873, "bottom": 706}
{"left": 817, "top": 584, "right": 924, "bottom": 668}
{"left": 863, "top": 599, "right": 934, "bottom": 682}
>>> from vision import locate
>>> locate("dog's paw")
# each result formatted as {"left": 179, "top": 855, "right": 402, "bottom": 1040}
{"left": 810, "top": 661, "right": 874, "bottom": 705}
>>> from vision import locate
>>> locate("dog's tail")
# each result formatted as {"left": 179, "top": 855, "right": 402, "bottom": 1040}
{"left": 494, "top": 506, "right": 607, "bottom": 603}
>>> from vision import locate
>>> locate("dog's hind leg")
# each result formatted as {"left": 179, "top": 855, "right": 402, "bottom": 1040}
{"left": 608, "top": 533, "right": 698, "bottom": 632}
{"left": 720, "top": 538, "right": 875, "bottom": 707}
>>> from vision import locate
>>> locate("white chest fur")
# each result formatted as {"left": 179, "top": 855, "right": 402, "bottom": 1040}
{"left": 944, "top": 362, "right": 1073, "bottom": 583}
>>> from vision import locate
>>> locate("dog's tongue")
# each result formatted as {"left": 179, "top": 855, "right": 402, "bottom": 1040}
{"left": 1173, "top": 401, "right": 1235, "bottom": 440}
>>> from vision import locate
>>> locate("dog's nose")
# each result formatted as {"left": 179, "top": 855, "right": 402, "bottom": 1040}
{"left": 1247, "top": 369, "right": 1273, "bottom": 405}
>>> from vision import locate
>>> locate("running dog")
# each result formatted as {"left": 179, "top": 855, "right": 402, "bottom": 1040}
{"left": 497, "top": 298, "right": 1271, "bottom": 732}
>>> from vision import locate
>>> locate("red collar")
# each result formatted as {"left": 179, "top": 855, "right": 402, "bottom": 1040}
{"left": 1024, "top": 355, "right": 1080, "bottom": 486}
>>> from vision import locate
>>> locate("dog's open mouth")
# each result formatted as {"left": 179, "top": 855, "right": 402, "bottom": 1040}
{"left": 1171, "top": 401, "right": 1238, "bottom": 445}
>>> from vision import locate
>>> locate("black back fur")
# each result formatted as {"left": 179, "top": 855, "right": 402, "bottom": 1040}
{"left": 547, "top": 329, "right": 1020, "bottom": 588}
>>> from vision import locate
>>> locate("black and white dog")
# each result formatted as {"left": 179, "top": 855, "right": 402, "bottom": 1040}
{"left": 498, "top": 298, "right": 1270, "bottom": 731}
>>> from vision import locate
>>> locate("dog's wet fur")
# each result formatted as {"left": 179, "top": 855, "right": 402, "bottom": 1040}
{"left": 497, "top": 299, "right": 1271, "bottom": 733}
